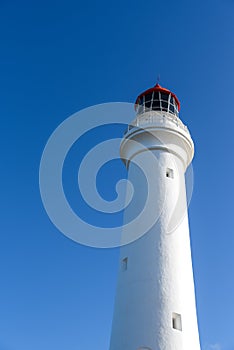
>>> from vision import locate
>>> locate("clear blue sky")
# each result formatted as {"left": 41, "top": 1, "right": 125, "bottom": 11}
{"left": 1, "top": 0, "right": 234, "bottom": 349}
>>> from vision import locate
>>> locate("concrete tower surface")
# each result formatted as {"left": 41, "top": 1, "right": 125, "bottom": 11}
{"left": 109, "top": 84, "right": 201, "bottom": 350}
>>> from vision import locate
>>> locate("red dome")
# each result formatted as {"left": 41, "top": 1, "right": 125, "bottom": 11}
{"left": 135, "top": 83, "right": 180, "bottom": 111}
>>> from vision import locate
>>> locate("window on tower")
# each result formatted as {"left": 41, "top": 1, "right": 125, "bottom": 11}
{"left": 161, "top": 101, "right": 168, "bottom": 111}
{"left": 166, "top": 168, "right": 174, "bottom": 179}
{"left": 145, "top": 100, "right": 151, "bottom": 109}
{"left": 172, "top": 313, "right": 182, "bottom": 331}
{"left": 160, "top": 92, "right": 169, "bottom": 101}
{"left": 122, "top": 257, "right": 128, "bottom": 271}
{"left": 152, "top": 100, "right": 160, "bottom": 108}
{"left": 153, "top": 91, "right": 159, "bottom": 100}
{"left": 169, "top": 104, "right": 175, "bottom": 113}
{"left": 144, "top": 93, "right": 153, "bottom": 102}
{"left": 144, "top": 93, "right": 153, "bottom": 110}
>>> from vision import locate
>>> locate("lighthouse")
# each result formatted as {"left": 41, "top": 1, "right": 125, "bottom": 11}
{"left": 109, "top": 84, "right": 201, "bottom": 350}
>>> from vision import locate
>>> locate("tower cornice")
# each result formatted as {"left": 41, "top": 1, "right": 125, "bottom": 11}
{"left": 120, "top": 111, "right": 194, "bottom": 170}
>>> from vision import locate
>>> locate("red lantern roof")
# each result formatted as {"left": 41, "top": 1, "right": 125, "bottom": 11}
{"left": 135, "top": 83, "right": 181, "bottom": 111}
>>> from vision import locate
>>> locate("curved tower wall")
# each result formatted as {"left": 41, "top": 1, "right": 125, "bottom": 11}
{"left": 109, "top": 110, "right": 201, "bottom": 350}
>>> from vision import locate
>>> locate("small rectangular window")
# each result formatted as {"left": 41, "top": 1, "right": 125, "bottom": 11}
{"left": 172, "top": 312, "right": 182, "bottom": 331}
{"left": 144, "top": 93, "right": 153, "bottom": 102}
{"left": 160, "top": 93, "right": 169, "bottom": 101}
{"left": 161, "top": 101, "right": 168, "bottom": 109}
{"left": 169, "top": 104, "right": 175, "bottom": 113}
{"left": 122, "top": 257, "right": 128, "bottom": 271}
{"left": 145, "top": 100, "right": 151, "bottom": 109}
{"left": 152, "top": 100, "right": 160, "bottom": 108}
{"left": 166, "top": 168, "right": 174, "bottom": 178}
{"left": 153, "top": 91, "right": 159, "bottom": 100}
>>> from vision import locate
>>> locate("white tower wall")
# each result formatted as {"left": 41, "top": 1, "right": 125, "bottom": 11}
{"left": 109, "top": 111, "right": 201, "bottom": 350}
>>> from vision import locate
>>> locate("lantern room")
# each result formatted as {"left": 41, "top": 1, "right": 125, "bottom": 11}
{"left": 135, "top": 84, "right": 180, "bottom": 117}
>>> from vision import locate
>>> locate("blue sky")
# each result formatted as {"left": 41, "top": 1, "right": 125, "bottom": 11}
{"left": 1, "top": 0, "right": 234, "bottom": 349}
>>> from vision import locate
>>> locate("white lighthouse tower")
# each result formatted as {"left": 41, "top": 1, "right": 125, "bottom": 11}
{"left": 109, "top": 84, "right": 201, "bottom": 350}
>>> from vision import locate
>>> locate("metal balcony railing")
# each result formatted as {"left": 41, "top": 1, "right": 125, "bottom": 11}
{"left": 124, "top": 112, "right": 188, "bottom": 135}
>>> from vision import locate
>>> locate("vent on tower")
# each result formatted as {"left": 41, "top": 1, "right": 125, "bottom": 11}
{"left": 166, "top": 168, "right": 174, "bottom": 179}
{"left": 122, "top": 257, "right": 128, "bottom": 271}
{"left": 172, "top": 312, "right": 182, "bottom": 331}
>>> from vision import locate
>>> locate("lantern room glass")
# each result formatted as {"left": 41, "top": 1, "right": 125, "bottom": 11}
{"left": 136, "top": 91, "right": 179, "bottom": 117}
